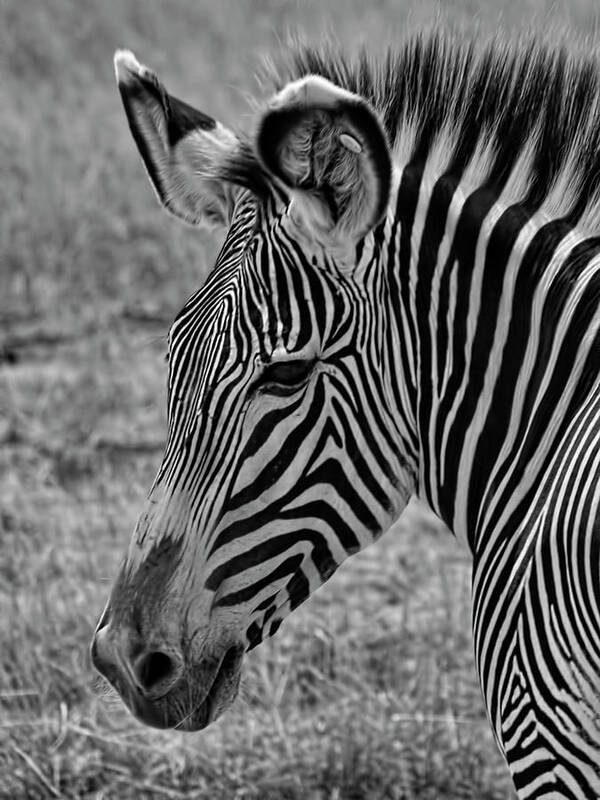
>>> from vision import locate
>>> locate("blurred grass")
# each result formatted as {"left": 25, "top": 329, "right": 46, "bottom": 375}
{"left": 2, "top": 0, "right": 600, "bottom": 797}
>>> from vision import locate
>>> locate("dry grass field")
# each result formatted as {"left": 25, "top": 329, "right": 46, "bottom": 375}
{"left": 2, "top": 1, "right": 600, "bottom": 797}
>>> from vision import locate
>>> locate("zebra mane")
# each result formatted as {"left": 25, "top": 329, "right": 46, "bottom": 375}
{"left": 260, "top": 32, "right": 600, "bottom": 231}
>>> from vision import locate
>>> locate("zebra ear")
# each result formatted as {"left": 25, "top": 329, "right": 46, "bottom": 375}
{"left": 256, "top": 75, "right": 392, "bottom": 242}
{"left": 114, "top": 50, "right": 240, "bottom": 228}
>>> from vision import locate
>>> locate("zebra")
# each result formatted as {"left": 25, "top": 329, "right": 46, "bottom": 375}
{"left": 91, "top": 32, "right": 600, "bottom": 797}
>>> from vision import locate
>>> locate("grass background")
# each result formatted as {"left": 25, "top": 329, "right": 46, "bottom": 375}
{"left": 2, "top": 1, "right": 599, "bottom": 797}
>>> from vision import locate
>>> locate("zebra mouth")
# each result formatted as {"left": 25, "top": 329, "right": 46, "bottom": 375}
{"left": 175, "top": 644, "right": 244, "bottom": 731}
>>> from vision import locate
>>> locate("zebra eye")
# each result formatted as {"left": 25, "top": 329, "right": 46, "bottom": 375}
{"left": 258, "top": 358, "right": 316, "bottom": 396}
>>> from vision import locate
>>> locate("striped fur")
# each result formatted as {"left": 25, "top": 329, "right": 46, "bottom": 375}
{"left": 100, "top": 33, "right": 600, "bottom": 796}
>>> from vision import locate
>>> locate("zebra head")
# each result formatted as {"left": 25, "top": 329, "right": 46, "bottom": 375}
{"left": 91, "top": 50, "right": 417, "bottom": 731}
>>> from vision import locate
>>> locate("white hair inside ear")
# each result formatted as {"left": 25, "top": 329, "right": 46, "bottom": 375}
{"left": 256, "top": 74, "right": 392, "bottom": 244}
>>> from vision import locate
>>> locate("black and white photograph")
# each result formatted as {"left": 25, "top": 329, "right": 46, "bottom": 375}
{"left": 3, "top": 1, "right": 600, "bottom": 797}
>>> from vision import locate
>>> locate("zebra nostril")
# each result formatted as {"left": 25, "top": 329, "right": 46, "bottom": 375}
{"left": 134, "top": 650, "right": 180, "bottom": 696}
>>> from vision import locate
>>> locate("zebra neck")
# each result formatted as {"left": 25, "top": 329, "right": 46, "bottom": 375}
{"left": 386, "top": 161, "right": 600, "bottom": 552}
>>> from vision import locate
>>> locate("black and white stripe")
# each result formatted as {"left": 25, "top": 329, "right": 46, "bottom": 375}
{"left": 114, "top": 33, "right": 600, "bottom": 795}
